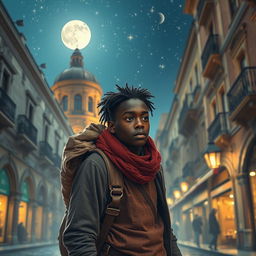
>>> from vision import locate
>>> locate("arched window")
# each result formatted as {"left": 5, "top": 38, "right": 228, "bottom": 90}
{"left": 74, "top": 94, "right": 82, "bottom": 112}
{"left": 61, "top": 96, "right": 68, "bottom": 111}
{"left": 88, "top": 97, "right": 93, "bottom": 112}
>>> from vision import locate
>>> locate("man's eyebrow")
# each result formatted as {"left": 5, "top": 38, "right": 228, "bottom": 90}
{"left": 122, "top": 111, "right": 149, "bottom": 115}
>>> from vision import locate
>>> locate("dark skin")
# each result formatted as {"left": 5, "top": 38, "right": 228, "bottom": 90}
{"left": 108, "top": 98, "right": 150, "bottom": 155}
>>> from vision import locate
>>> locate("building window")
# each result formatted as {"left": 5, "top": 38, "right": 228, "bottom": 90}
{"left": 88, "top": 97, "right": 93, "bottom": 112}
{"left": 219, "top": 89, "right": 227, "bottom": 113}
{"left": 195, "top": 65, "right": 199, "bottom": 85}
{"left": 74, "top": 94, "right": 82, "bottom": 112}
{"left": 229, "top": 0, "right": 239, "bottom": 18}
{"left": 26, "top": 91, "right": 36, "bottom": 123}
{"left": 55, "top": 132, "right": 60, "bottom": 154}
{"left": 2, "top": 69, "right": 10, "bottom": 92}
{"left": 44, "top": 124, "right": 49, "bottom": 142}
{"left": 61, "top": 96, "right": 68, "bottom": 111}
{"left": 211, "top": 100, "right": 217, "bottom": 119}
{"left": 239, "top": 54, "right": 247, "bottom": 71}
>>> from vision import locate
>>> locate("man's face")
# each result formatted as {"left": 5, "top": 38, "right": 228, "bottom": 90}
{"left": 108, "top": 98, "right": 150, "bottom": 153}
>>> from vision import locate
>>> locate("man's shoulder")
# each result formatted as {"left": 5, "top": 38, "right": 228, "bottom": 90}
{"left": 82, "top": 151, "right": 107, "bottom": 169}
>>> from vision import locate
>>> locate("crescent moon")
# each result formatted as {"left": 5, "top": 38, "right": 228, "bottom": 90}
{"left": 159, "top": 12, "right": 165, "bottom": 25}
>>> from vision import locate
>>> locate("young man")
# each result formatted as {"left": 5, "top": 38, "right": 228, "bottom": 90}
{"left": 63, "top": 85, "right": 182, "bottom": 256}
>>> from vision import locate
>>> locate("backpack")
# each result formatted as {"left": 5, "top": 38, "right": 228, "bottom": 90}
{"left": 58, "top": 147, "right": 124, "bottom": 256}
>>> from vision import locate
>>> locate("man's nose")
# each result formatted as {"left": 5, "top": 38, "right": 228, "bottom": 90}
{"left": 135, "top": 118, "right": 144, "bottom": 128}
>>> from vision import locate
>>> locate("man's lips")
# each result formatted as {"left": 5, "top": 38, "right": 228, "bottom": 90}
{"left": 134, "top": 133, "right": 147, "bottom": 138}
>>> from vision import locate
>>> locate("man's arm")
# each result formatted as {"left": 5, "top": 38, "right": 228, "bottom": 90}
{"left": 63, "top": 153, "right": 108, "bottom": 256}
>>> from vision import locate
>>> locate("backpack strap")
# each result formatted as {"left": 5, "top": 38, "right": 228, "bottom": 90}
{"left": 92, "top": 149, "right": 124, "bottom": 254}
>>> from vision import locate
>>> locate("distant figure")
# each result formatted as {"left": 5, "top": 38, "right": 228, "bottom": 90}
{"left": 192, "top": 214, "right": 202, "bottom": 247}
{"left": 17, "top": 222, "right": 27, "bottom": 243}
{"left": 208, "top": 208, "right": 220, "bottom": 250}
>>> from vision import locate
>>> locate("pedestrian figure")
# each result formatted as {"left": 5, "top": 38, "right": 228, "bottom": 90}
{"left": 17, "top": 222, "right": 27, "bottom": 243}
{"left": 208, "top": 208, "right": 220, "bottom": 250}
{"left": 192, "top": 214, "right": 202, "bottom": 247}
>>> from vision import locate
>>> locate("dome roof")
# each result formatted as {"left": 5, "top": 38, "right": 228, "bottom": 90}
{"left": 54, "top": 67, "right": 97, "bottom": 83}
{"left": 54, "top": 49, "right": 98, "bottom": 84}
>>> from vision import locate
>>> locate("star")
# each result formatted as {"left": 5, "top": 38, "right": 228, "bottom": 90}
{"left": 127, "top": 35, "right": 134, "bottom": 41}
{"left": 159, "top": 64, "right": 165, "bottom": 69}
{"left": 150, "top": 6, "right": 154, "bottom": 13}
{"left": 95, "top": 11, "right": 99, "bottom": 15}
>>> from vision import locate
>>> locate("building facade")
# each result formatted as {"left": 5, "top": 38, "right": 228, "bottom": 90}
{"left": 0, "top": 1, "right": 73, "bottom": 245}
{"left": 51, "top": 49, "right": 103, "bottom": 134}
{"left": 156, "top": 0, "right": 256, "bottom": 251}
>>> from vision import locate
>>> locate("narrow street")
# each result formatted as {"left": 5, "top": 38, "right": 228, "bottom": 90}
{"left": 180, "top": 245, "right": 229, "bottom": 256}
{"left": 0, "top": 245, "right": 60, "bottom": 256}
{"left": 0, "top": 244, "right": 231, "bottom": 256}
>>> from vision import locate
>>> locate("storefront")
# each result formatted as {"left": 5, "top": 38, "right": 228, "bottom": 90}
{"left": 35, "top": 186, "right": 45, "bottom": 241}
{"left": 210, "top": 168, "right": 236, "bottom": 249}
{"left": 0, "top": 168, "right": 10, "bottom": 243}
{"left": 18, "top": 180, "right": 32, "bottom": 242}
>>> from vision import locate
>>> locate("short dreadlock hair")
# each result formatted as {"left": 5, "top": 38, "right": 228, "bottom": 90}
{"left": 98, "top": 84, "right": 155, "bottom": 124}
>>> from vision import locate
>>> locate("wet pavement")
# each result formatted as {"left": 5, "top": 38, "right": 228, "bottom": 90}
{"left": 0, "top": 245, "right": 60, "bottom": 256}
{"left": 180, "top": 245, "right": 229, "bottom": 256}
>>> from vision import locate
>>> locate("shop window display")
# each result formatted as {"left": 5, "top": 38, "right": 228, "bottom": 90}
{"left": 0, "top": 169, "right": 10, "bottom": 243}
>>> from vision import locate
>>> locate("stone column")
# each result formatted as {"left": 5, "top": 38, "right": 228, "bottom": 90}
{"left": 236, "top": 173, "right": 256, "bottom": 250}
{"left": 30, "top": 200, "right": 37, "bottom": 243}
{"left": 42, "top": 204, "right": 50, "bottom": 241}
{"left": 9, "top": 192, "right": 21, "bottom": 244}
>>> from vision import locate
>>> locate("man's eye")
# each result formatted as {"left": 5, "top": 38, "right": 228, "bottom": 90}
{"left": 125, "top": 117, "right": 134, "bottom": 121}
{"left": 142, "top": 116, "right": 149, "bottom": 121}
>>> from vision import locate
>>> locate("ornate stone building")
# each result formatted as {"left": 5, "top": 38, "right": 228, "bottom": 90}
{"left": 51, "top": 49, "right": 103, "bottom": 133}
{"left": 0, "top": 1, "right": 72, "bottom": 246}
{"left": 156, "top": 0, "right": 256, "bottom": 252}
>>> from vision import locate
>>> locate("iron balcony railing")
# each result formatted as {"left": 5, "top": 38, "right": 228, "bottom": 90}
{"left": 201, "top": 34, "right": 219, "bottom": 70}
{"left": 53, "top": 153, "right": 61, "bottom": 168}
{"left": 0, "top": 87, "right": 16, "bottom": 123}
{"left": 227, "top": 67, "right": 256, "bottom": 113}
{"left": 178, "top": 93, "right": 194, "bottom": 126}
{"left": 17, "top": 115, "right": 37, "bottom": 145}
{"left": 40, "top": 141, "right": 54, "bottom": 162}
{"left": 208, "top": 112, "right": 229, "bottom": 142}
{"left": 182, "top": 161, "right": 194, "bottom": 178}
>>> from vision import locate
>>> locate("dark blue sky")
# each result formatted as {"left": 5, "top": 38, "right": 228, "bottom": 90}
{"left": 3, "top": 0, "right": 192, "bottom": 137}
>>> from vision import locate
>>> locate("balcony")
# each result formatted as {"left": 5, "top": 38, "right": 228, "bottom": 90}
{"left": 208, "top": 112, "right": 230, "bottom": 147}
{"left": 184, "top": 0, "right": 197, "bottom": 14}
{"left": 201, "top": 34, "right": 221, "bottom": 79}
{"left": 40, "top": 141, "right": 54, "bottom": 165}
{"left": 169, "top": 138, "right": 179, "bottom": 161}
{"left": 197, "top": 0, "right": 215, "bottom": 26}
{"left": 227, "top": 67, "right": 256, "bottom": 125}
{"left": 0, "top": 87, "right": 16, "bottom": 128}
{"left": 182, "top": 161, "right": 194, "bottom": 178}
{"left": 17, "top": 115, "right": 37, "bottom": 151}
{"left": 178, "top": 93, "right": 198, "bottom": 137}
{"left": 53, "top": 153, "right": 62, "bottom": 168}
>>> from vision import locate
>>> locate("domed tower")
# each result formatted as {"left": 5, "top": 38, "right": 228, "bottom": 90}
{"left": 52, "top": 49, "right": 103, "bottom": 133}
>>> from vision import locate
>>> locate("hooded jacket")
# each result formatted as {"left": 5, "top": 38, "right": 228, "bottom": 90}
{"left": 62, "top": 124, "right": 182, "bottom": 256}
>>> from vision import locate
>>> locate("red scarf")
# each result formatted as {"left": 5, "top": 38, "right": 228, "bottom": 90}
{"left": 96, "top": 129, "right": 161, "bottom": 184}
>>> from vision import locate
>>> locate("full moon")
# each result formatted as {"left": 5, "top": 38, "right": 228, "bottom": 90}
{"left": 61, "top": 20, "right": 91, "bottom": 50}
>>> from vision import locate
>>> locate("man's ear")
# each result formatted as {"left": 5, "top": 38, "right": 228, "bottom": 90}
{"left": 107, "top": 121, "right": 115, "bottom": 134}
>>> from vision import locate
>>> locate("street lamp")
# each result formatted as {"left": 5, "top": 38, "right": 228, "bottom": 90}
{"left": 167, "top": 197, "right": 174, "bottom": 206}
{"left": 173, "top": 189, "right": 181, "bottom": 199}
{"left": 180, "top": 181, "right": 189, "bottom": 193}
{"left": 203, "top": 142, "right": 221, "bottom": 169}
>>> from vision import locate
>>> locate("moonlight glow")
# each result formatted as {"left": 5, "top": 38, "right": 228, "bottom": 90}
{"left": 61, "top": 20, "right": 91, "bottom": 50}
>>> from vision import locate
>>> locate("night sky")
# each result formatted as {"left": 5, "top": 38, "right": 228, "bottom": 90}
{"left": 2, "top": 0, "right": 192, "bottom": 137}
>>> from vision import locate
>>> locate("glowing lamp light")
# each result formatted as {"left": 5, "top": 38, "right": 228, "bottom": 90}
{"left": 203, "top": 143, "right": 221, "bottom": 169}
{"left": 167, "top": 197, "right": 174, "bottom": 206}
{"left": 249, "top": 171, "right": 256, "bottom": 177}
{"left": 180, "top": 181, "right": 189, "bottom": 193}
{"left": 173, "top": 189, "right": 181, "bottom": 199}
